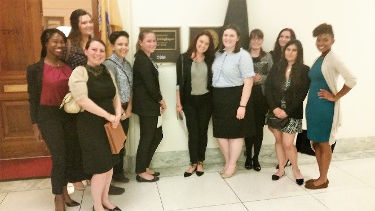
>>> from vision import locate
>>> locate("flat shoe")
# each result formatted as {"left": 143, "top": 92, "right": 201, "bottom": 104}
{"left": 272, "top": 173, "right": 285, "bottom": 180}
{"left": 136, "top": 175, "right": 159, "bottom": 182}
{"left": 103, "top": 205, "right": 122, "bottom": 211}
{"left": 65, "top": 200, "right": 80, "bottom": 207}
{"left": 305, "top": 180, "right": 329, "bottom": 189}
{"left": 151, "top": 171, "right": 160, "bottom": 177}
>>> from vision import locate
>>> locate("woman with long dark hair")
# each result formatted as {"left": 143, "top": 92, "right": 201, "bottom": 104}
{"left": 176, "top": 31, "right": 215, "bottom": 177}
{"left": 69, "top": 38, "right": 122, "bottom": 211}
{"left": 133, "top": 29, "right": 166, "bottom": 182}
{"left": 27, "top": 28, "right": 80, "bottom": 211}
{"left": 244, "top": 29, "right": 273, "bottom": 171}
{"left": 265, "top": 39, "right": 310, "bottom": 186}
{"left": 305, "top": 23, "right": 356, "bottom": 189}
{"left": 270, "top": 28, "right": 296, "bottom": 63}
{"left": 212, "top": 24, "right": 255, "bottom": 178}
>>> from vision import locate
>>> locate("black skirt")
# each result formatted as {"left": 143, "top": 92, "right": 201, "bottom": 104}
{"left": 212, "top": 86, "right": 255, "bottom": 138}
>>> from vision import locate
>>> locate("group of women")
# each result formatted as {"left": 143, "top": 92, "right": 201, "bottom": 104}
{"left": 177, "top": 23, "right": 356, "bottom": 190}
{"left": 26, "top": 7, "right": 356, "bottom": 211}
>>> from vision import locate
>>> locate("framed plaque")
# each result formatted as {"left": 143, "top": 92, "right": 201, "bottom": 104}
{"left": 140, "top": 27, "right": 180, "bottom": 63}
{"left": 189, "top": 27, "right": 222, "bottom": 49}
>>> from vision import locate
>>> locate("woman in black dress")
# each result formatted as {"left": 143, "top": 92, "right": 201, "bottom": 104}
{"left": 133, "top": 29, "right": 166, "bottom": 182}
{"left": 69, "top": 39, "right": 122, "bottom": 211}
{"left": 27, "top": 28, "right": 80, "bottom": 211}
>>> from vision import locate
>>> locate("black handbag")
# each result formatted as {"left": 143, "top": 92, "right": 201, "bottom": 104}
{"left": 296, "top": 130, "right": 336, "bottom": 156}
{"left": 267, "top": 112, "right": 290, "bottom": 130}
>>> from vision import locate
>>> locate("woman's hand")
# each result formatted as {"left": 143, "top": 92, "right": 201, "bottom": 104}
{"left": 277, "top": 109, "right": 288, "bottom": 119}
{"left": 318, "top": 89, "right": 336, "bottom": 101}
{"left": 160, "top": 99, "right": 167, "bottom": 114}
{"left": 32, "top": 123, "right": 43, "bottom": 142}
{"left": 236, "top": 107, "right": 246, "bottom": 120}
{"left": 273, "top": 107, "right": 283, "bottom": 117}
{"left": 176, "top": 102, "right": 183, "bottom": 115}
{"left": 121, "top": 107, "right": 132, "bottom": 120}
{"left": 254, "top": 73, "right": 262, "bottom": 83}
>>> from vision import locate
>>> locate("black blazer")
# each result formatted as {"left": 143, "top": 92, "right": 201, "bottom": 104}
{"left": 176, "top": 53, "right": 213, "bottom": 106}
{"left": 27, "top": 59, "right": 45, "bottom": 124}
{"left": 132, "top": 50, "right": 162, "bottom": 116}
{"left": 265, "top": 62, "right": 310, "bottom": 119}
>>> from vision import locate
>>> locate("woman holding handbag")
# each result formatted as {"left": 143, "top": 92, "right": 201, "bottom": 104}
{"left": 305, "top": 23, "right": 356, "bottom": 189}
{"left": 69, "top": 38, "right": 122, "bottom": 211}
{"left": 265, "top": 39, "right": 310, "bottom": 185}
{"left": 176, "top": 31, "right": 215, "bottom": 177}
{"left": 27, "top": 28, "right": 80, "bottom": 211}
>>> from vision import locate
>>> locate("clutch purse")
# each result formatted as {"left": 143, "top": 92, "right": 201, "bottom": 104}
{"left": 60, "top": 92, "right": 82, "bottom": 113}
{"left": 104, "top": 122, "right": 126, "bottom": 154}
{"left": 266, "top": 112, "right": 290, "bottom": 130}
{"left": 296, "top": 130, "right": 336, "bottom": 156}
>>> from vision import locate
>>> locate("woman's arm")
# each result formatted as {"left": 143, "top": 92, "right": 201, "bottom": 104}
{"left": 176, "top": 89, "right": 183, "bottom": 115}
{"left": 318, "top": 85, "right": 351, "bottom": 102}
{"left": 76, "top": 97, "right": 116, "bottom": 123}
{"left": 237, "top": 77, "right": 253, "bottom": 119}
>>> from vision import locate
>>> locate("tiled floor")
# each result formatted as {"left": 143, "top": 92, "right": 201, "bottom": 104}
{"left": 1, "top": 157, "right": 375, "bottom": 211}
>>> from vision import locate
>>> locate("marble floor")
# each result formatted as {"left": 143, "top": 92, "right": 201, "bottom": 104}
{"left": 1, "top": 156, "right": 375, "bottom": 211}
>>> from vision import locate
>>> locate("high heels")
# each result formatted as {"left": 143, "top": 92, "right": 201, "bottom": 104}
{"left": 196, "top": 162, "right": 204, "bottom": 176}
{"left": 103, "top": 205, "right": 122, "bottom": 211}
{"left": 272, "top": 172, "right": 285, "bottom": 180}
{"left": 244, "top": 156, "right": 252, "bottom": 170}
{"left": 252, "top": 158, "right": 261, "bottom": 172}
{"left": 136, "top": 175, "right": 159, "bottom": 182}
{"left": 296, "top": 178, "right": 304, "bottom": 185}
{"left": 184, "top": 164, "right": 197, "bottom": 177}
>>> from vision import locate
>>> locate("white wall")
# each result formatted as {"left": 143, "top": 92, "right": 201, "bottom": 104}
{"left": 118, "top": 0, "right": 375, "bottom": 154}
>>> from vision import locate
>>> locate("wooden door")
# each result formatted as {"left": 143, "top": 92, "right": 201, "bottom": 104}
{"left": 0, "top": 0, "right": 49, "bottom": 161}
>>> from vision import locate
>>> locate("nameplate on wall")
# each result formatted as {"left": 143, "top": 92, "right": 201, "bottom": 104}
{"left": 140, "top": 27, "right": 180, "bottom": 63}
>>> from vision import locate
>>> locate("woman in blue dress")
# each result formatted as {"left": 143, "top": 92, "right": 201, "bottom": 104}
{"left": 305, "top": 23, "right": 357, "bottom": 189}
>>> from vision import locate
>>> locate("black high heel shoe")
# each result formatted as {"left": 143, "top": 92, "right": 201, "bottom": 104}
{"left": 104, "top": 205, "right": 122, "bottom": 211}
{"left": 196, "top": 162, "right": 204, "bottom": 176}
{"left": 296, "top": 178, "right": 304, "bottom": 186}
{"left": 244, "top": 156, "right": 252, "bottom": 170}
{"left": 184, "top": 164, "right": 197, "bottom": 177}
{"left": 136, "top": 175, "right": 159, "bottom": 182}
{"left": 252, "top": 158, "right": 261, "bottom": 172}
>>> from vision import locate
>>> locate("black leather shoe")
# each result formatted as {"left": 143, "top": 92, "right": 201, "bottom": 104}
{"left": 112, "top": 173, "right": 130, "bottom": 183}
{"left": 65, "top": 200, "right": 80, "bottom": 207}
{"left": 296, "top": 178, "right": 304, "bottom": 186}
{"left": 151, "top": 171, "right": 160, "bottom": 177}
{"left": 272, "top": 173, "right": 285, "bottom": 181}
{"left": 245, "top": 156, "right": 252, "bottom": 170}
{"left": 104, "top": 205, "right": 122, "bottom": 211}
{"left": 196, "top": 162, "right": 204, "bottom": 176}
{"left": 252, "top": 159, "right": 261, "bottom": 172}
{"left": 136, "top": 175, "right": 159, "bottom": 182}
{"left": 108, "top": 184, "right": 125, "bottom": 195}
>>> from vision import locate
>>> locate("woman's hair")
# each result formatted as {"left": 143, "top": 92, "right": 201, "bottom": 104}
{"left": 85, "top": 38, "right": 106, "bottom": 50}
{"left": 68, "top": 9, "right": 92, "bottom": 45}
{"left": 217, "top": 24, "right": 241, "bottom": 53}
{"left": 279, "top": 39, "right": 304, "bottom": 88}
{"left": 40, "top": 28, "right": 67, "bottom": 59}
{"left": 109, "top": 30, "right": 129, "bottom": 45}
{"left": 136, "top": 29, "right": 155, "bottom": 51}
{"left": 186, "top": 31, "right": 215, "bottom": 65}
{"left": 272, "top": 28, "right": 296, "bottom": 61}
{"left": 249, "top": 28, "right": 266, "bottom": 57}
{"left": 313, "top": 23, "right": 334, "bottom": 38}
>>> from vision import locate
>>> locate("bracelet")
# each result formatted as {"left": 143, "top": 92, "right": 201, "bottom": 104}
{"left": 239, "top": 105, "right": 246, "bottom": 108}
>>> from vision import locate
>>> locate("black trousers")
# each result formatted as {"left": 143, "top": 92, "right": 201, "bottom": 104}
{"left": 183, "top": 93, "right": 212, "bottom": 164}
{"left": 135, "top": 115, "right": 161, "bottom": 174}
{"left": 245, "top": 85, "right": 268, "bottom": 160}
{"left": 113, "top": 117, "right": 129, "bottom": 175}
{"left": 38, "top": 106, "right": 80, "bottom": 194}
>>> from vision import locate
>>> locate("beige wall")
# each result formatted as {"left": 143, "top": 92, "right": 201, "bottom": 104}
{"left": 42, "top": 0, "right": 92, "bottom": 26}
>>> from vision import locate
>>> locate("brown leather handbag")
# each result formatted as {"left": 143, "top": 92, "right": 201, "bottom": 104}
{"left": 104, "top": 122, "right": 126, "bottom": 154}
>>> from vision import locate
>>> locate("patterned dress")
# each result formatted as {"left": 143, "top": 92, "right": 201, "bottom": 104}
{"left": 280, "top": 78, "right": 302, "bottom": 134}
